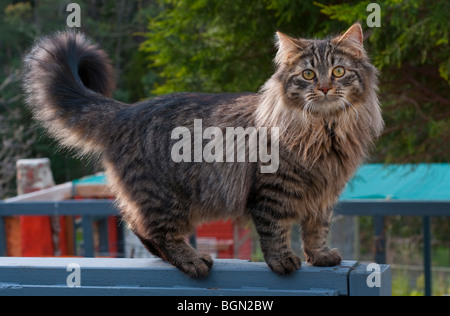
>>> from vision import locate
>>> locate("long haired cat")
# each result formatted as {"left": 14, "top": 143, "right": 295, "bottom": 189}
{"left": 23, "top": 23, "right": 383, "bottom": 278}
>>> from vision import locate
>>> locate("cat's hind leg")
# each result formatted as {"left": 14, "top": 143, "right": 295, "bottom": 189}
{"left": 152, "top": 234, "right": 213, "bottom": 278}
{"left": 132, "top": 212, "right": 213, "bottom": 279}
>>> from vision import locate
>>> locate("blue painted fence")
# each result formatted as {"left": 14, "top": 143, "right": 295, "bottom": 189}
{"left": 0, "top": 200, "right": 119, "bottom": 258}
{"left": 0, "top": 257, "right": 391, "bottom": 296}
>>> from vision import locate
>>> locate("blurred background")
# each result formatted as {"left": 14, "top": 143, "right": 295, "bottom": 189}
{"left": 0, "top": 0, "right": 449, "bottom": 295}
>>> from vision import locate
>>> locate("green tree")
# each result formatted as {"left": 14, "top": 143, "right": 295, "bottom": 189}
{"left": 141, "top": 0, "right": 337, "bottom": 94}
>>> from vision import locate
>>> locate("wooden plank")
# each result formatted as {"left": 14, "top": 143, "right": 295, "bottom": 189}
{"left": 4, "top": 182, "right": 73, "bottom": 202}
{"left": 2, "top": 200, "right": 450, "bottom": 217}
{"left": 374, "top": 215, "right": 386, "bottom": 264}
{"left": 0, "top": 200, "right": 118, "bottom": 216}
{"left": 335, "top": 200, "right": 450, "bottom": 217}
{"left": 423, "top": 216, "right": 432, "bottom": 296}
{"left": 0, "top": 258, "right": 363, "bottom": 296}
{"left": 81, "top": 216, "right": 95, "bottom": 257}
{"left": 64, "top": 217, "right": 75, "bottom": 256}
{"left": 74, "top": 184, "right": 113, "bottom": 198}
{"left": 97, "top": 217, "right": 109, "bottom": 256}
{"left": 0, "top": 284, "right": 338, "bottom": 296}
{"left": 4, "top": 217, "right": 21, "bottom": 256}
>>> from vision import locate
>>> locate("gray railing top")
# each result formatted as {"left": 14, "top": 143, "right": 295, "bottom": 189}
{"left": 0, "top": 257, "right": 391, "bottom": 296}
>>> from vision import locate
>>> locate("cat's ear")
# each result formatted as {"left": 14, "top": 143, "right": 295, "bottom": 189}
{"left": 275, "top": 31, "right": 306, "bottom": 65}
{"left": 332, "top": 23, "right": 366, "bottom": 58}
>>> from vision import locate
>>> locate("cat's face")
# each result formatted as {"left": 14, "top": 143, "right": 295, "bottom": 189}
{"left": 275, "top": 24, "right": 374, "bottom": 115}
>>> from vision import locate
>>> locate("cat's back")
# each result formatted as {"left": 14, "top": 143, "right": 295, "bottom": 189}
{"left": 133, "top": 92, "right": 257, "bottom": 118}
{"left": 104, "top": 91, "right": 259, "bottom": 217}
{"left": 107, "top": 92, "right": 258, "bottom": 149}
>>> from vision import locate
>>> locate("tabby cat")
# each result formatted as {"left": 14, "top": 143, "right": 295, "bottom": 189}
{"left": 23, "top": 23, "right": 383, "bottom": 278}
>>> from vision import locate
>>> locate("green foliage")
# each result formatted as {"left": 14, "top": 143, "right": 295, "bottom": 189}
{"left": 140, "top": 0, "right": 340, "bottom": 94}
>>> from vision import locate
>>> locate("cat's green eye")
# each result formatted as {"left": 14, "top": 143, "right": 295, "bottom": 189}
{"left": 332, "top": 66, "right": 345, "bottom": 78}
{"left": 302, "top": 69, "right": 316, "bottom": 80}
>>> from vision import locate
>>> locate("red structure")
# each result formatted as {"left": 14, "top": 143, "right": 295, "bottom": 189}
{"left": 196, "top": 220, "right": 252, "bottom": 260}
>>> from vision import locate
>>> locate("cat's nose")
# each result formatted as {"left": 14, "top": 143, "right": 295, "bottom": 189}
{"left": 319, "top": 86, "right": 330, "bottom": 95}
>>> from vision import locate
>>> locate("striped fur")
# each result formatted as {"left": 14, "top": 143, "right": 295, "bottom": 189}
{"left": 23, "top": 24, "right": 383, "bottom": 278}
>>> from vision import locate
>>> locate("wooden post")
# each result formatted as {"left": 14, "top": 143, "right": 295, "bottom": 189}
{"left": 4, "top": 214, "right": 21, "bottom": 256}
{"left": 423, "top": 216, "right": 432, "bottom": 296}
{"left": 16, "top": 158, "right": 55, "bottom": 195}
{"left": 374, "top": 215, "right": 386, "bottom": 264}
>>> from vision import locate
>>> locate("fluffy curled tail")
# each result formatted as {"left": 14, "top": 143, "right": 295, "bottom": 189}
{"left": 23, "top": 30, "right": 124, "bottom": 154}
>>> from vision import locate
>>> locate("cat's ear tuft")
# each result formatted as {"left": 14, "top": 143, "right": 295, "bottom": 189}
{"left": 332, "top": 23, "right": 366, "bottom": 58}
{"left": 275, "top": 31, "right": 305, "bottom": 65}
{"left": 339, "top": 23, "right": 363, "bottom": 45}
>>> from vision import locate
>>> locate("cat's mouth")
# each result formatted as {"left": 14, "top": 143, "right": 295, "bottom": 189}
{"left": 303, "top": 95, "right": 355, "bottom": 116}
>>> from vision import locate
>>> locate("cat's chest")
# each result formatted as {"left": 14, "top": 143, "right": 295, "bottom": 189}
{"left": 268, "top": 146, "right": 356, "bottom": 212}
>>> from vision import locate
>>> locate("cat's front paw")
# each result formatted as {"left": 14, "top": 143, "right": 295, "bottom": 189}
{"left": 265, "top": 252, "right": 302, "bottom": 275}
{"left": 304, "top": 248, "right": 342, "bottom": 267}
{"left": 174, "top": 253, "right": 214, "bottom": 279}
